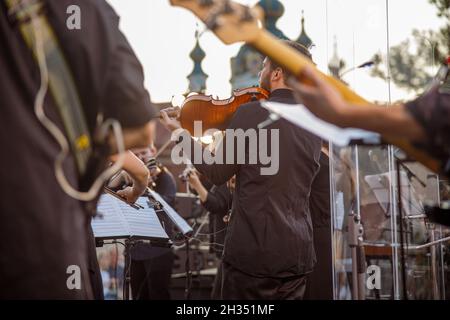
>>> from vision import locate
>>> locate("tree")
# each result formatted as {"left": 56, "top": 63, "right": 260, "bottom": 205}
{"left": 370, "top": 0, "right": 449, "bottom": 93}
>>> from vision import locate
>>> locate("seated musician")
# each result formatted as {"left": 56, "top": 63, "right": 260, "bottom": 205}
{"left": 132, "top": 147, "right": 177, "bottom": 300}
{"left": 109, "top": 145, "right": 177, "bottom": 300}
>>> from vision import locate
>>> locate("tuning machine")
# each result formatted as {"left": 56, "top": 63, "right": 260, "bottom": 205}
{"left": 239, "top": 6, "right": 253, "bottom": 22}
{"left": 199, "top": 0, "right": 214, "bottom": 7}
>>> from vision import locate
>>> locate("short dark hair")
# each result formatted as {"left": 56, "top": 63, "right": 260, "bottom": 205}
{"left": 268, "top": 40, "right": 313, "bottom": 80}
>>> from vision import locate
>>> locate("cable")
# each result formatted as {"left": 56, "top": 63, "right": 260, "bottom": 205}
{"left": 114, "top": 242, "right": 119, "bottom": 299}
{"left": 196, "top": 227, "right": 227, "bottom": 237}
{"left": 30, "top": 8, "right": 126, "bottom": 202}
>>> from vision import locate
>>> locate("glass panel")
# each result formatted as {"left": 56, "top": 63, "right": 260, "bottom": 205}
{"left": 326, "top": 0, "right": 393, "bottom": 300}
{"left": 389, "top": 0, "right": 450, "bottom": 300}
{"left": 327, "top": 0, "right": 450, "bottom": 300}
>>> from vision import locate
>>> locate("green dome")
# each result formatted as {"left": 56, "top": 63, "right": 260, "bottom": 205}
{"left": 296, "top": 11, "right": 313, "bottom": 49}
{"left": 257, "top": 0, "right": 284, "bottom": 19}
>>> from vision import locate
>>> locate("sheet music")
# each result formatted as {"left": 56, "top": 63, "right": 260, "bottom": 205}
{"left": 92, "top": 194, "right": 169, "bottom": 241}
{"left": 365, "top": 171, "right": 424, "bottom": 216}
{"left": 261, "top": 101, "right": 381, "bottom": 146}
{"left": 94, "top": 195, "right": 130, "bottom": 238}
{"left": 120, "top": 197, "right": 169, "bottom": 239}
{"left": 148, "top": 189, "right": 193, "bottom": 236}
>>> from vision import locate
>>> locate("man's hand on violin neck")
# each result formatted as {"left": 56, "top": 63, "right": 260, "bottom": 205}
{"left": 160, "top": 107, "right": 182, "bottom": 132}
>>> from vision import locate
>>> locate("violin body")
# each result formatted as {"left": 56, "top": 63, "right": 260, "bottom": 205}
{"left": 179, "top": 87, "right": 269, "bottom": 136}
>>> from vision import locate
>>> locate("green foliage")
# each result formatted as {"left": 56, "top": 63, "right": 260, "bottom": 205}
{"left": 370, "top": 0, "right": 449, "bottom": 93}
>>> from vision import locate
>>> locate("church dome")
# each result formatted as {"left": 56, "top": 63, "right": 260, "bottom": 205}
{"left": 296, "top": 11, "right": 313, "bottom": 49}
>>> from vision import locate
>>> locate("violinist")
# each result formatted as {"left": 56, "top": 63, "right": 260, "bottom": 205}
{"left": 160, "top": 40, "right": 322, "bottom": 300}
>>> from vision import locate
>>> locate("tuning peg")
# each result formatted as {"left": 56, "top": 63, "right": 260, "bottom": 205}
{"left": 222, "top": 0, "right": 233, "bottom": 14}
{"left": 199, "top": 0, "right": 214, "bottom": 6}
{"left": 205, "top": 13, "right": 220, "bottom": 30}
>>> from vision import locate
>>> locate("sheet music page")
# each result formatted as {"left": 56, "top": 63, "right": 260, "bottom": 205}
{"left": 261, "top": 101, "right": 381, "bottom": 146}
{"left": 92, "top": 194, "right": 169, "bottom": 240}
{"left": 119, "top": 197, "right": 168, "bottom": 239}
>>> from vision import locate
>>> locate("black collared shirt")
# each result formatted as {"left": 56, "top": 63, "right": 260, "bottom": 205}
{"left": 193, "top": 89, "right": 322, "bottom": 277}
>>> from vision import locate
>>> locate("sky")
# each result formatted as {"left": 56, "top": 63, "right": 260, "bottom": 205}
{"left": 106, "top": 0, "right": 444, "bottom": 103}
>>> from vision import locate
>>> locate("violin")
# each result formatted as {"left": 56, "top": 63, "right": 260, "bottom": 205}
{"left": 164, "top": 87, "right": 269, "bottom": 136}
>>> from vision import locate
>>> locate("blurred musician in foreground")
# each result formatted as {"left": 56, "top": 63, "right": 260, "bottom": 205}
{"left": 0, "top": 0, "right": 157, "bottom": 298}
{"left": 186, "top": 169, "right": 233, "bottom": 299}
{"left": 290, "top": 64, "right": 450, "bottom": 177}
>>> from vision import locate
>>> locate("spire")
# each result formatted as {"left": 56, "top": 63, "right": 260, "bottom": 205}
{"left": 328, "top": 36, "right": 343, "bottom": 78}
{"left": 296, "top": 10, "right": 313, "bottom": 49}
{"left": 188, "top": 27, "right": 208, "bottom": 93}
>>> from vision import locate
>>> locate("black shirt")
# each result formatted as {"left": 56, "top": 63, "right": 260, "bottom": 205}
{"left": 405, "top": 85, "right": 450, "bottom": 176}
{"left": 309, "top": 153, "right": 331, "bottom": 229}
{"left": 305, "top": 152, "right": 333, "bottom": 299}
{"left": 0, "top": 0, "right": 155, "bottom": 298}
{"left": 192, "top": 89, "right": 322, "bottom": 277}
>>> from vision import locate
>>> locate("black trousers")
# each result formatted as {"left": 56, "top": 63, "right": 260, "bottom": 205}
{"left": 215, "top": 261, "right": 308, "bottom": 300}
{"left": 130, "top": 251, "right": 174, "bottom": 300}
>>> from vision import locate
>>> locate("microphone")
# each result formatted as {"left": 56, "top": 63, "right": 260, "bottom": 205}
{"left": 357, "top": 61, "right": 375, "bottom": 69}
{"left": 339, "top": 60, "right": 374, "bottom": 78}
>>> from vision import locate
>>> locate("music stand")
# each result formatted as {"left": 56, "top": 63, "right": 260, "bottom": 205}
{"left": 145, "top": 188, "right": 194, "bottom": 299}
{"left": 92, "top": 193, "right": 172, "bottom": 300}
{"left": 92, "top": 189, "right": 192, "bottom": 300}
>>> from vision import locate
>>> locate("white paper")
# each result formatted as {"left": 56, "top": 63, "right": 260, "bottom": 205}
{"left": 261, "top": 101, "right": 381, "bottom": 146}
{"left": 92, "top": 194, "right": 169, "bottom": 240}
